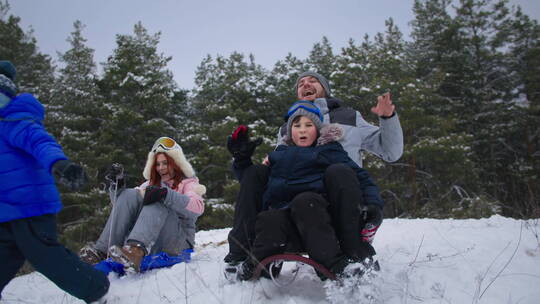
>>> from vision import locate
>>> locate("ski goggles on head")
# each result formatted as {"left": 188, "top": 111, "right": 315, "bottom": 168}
{"left": 286, "top": 101, "right": 324, "bottom": 122}
{"left": 151, "top": 137, "right": 180, "bottom": 152}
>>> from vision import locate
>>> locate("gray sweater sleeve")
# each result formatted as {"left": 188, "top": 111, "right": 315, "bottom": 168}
{"left": 357, "top": 112, "right": 404, "bottom": 163}
{"left": 162, "top": 189, "right": 200, "bottom": 219}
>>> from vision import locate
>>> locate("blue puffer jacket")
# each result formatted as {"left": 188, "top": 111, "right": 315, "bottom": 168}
{"left": 263, "top": 124, "right": 383, "bottom": 210}
{"left": 0, "top": 93, "right": 67, "bottom": 222}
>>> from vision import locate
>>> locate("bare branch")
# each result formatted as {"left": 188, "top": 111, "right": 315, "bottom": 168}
{"left": 389, "top": 163, "right": 434, "bottom": 178}
{"left": 479, "top": 222, "right": 524, "bottom": 299}
{"left": 409, "top": 234, "right": 425, "bottom": 267}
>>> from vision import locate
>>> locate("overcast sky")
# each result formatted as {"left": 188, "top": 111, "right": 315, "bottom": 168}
{"left": 8, "top": 0, "right": 540, "bottom": 90}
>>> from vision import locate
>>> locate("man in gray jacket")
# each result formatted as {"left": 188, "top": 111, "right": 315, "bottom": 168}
{"left": 225, "top": 71, "right": 403, "bottom": 270}
{"left": 280, "top": 71, "right": 403, "bottom": 166}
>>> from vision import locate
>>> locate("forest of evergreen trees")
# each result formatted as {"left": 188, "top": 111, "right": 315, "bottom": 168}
{"left": 1, "top": 0, "right": 539, "bottom": 251}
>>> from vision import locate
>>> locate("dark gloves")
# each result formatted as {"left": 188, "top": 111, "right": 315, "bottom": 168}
{"left": 52, "top": 159, "right": 88, "bottom": 191}
{"left": 226, "top": 125, "right": 262, "bottom": 161}
{"left": 105, "top": 163, "right": 125, "bottom": 189}
{"left": 360, "top": 205, "right": 383, "bottom": 244}
{"left": 143, "top": 186, "right": 168, "bottom": 205}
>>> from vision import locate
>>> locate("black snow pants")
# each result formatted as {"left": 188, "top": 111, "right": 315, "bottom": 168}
{"left": 0, "top": 214, "right": 110, "bottom": 303}
{"left": 227, "top": 164, "right": 270, "bottom": 259}
{"left": 324, "top": 163, "right": 376, "bottom": 260}
{"left": 227, "top": 163, "right": 375, "bottom": 262}
{"left": 251, "top": 192, "right": 345, "bottom": 269}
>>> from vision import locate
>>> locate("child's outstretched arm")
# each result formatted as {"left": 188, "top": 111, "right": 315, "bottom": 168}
{"left": 3, "top": 117, "right": 67, "bottom": 174}
{"left": 2, "top": 105, "right": 86, "bottom": 190}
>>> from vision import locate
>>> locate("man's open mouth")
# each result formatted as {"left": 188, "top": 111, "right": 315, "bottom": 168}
{"left": 303, "top": 90, "right": 315, "bottom": 97}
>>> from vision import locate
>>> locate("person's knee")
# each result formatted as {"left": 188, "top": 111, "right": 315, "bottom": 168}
{"left": 290, "top": 192, "right": 327, "bottom": 213}
{"left": 117, "top": 188, "right": 141, "bottom": 205}
{"left": 141, "top": 201, "right": 167, "bottom": 213}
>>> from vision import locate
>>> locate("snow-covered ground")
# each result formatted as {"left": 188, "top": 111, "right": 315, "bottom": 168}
{"left": 2, "top": 215, "right": 540, "bottom": 304}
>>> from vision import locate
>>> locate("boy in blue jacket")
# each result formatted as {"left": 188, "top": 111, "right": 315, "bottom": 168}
{"left": 0, "top": 61, "right": 109, "bottom": 303}
{"left": 229, "top": 101, "right": 383, "bottom": 280}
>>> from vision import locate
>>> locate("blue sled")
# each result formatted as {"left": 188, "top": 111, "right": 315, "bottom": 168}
{"left": 94, "top": 248, "right": 193, "bottom": 276}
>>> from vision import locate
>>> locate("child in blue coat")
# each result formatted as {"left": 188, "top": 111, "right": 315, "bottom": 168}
{"left": 0, "top": 61, "right": 109, "bottom": 303}
{"left": 229, "top": 101, "right": 383, "bottom": 280}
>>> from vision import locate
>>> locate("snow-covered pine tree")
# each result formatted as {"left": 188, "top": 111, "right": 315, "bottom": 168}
{"left": 265, "top": 53, "right": 308, "bottom": 125}
{"left": 453, "top": 0, "right": 534, "bottom": 216}
{"left": 49, "top": 21, "right": 103, "bottom": 166}
{"left": 0, "top": 0, "right": 54, "bottom": 101}
{"left": 98, "top": 22, "right": 182, "bottom": 181}
{"left": 305, "top": 36, "right": 337, "bottom": 80}
{"left": 48, "top": 20, "right": 111, "bottom": 249}
{"left": 493, "top": 4, "right": 540, "bottom": 216}
{"left": 191, "top": 52, "right": 272, "bottom": 198}
{"left": 405, "top": 1, "right": 487, "bottom": 217}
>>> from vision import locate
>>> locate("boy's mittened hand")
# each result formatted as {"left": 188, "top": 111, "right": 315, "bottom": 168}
{"left": 52, "top": 159, "right": 88, "bottom": 191}
{"left": 143, "top": 186, "right": 168, "bottom": 205}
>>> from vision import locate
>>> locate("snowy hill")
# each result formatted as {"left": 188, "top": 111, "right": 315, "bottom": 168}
{"left": 2, "top": 216, "right": 540, "bottom": 304}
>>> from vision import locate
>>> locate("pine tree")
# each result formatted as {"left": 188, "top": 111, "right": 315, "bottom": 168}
{"left": 0, "top": 0, "right": 54, "bottom": 100}
{"left": 332, "top": 18, "right": 475, "bottom": 217}
{"left": 453, "top": 0, "right": 527, "bottom": 216}
{"left": 47, "top": 21, "right": 111, "bottom": 249}
{"left": 495, "top": 4, "right": 540, "bottom": 216}
{"left": 98, "top": 22, "right": 182, "bottom": 182}
{"left": 305, "top": 36, "right": 336, "bottom": 78}
{"left": 191, "top": 52, "right": 272, "bottom": 198}
{"left": 265, "top": 53, "right": 308, "bottom": 128}
{"left": 407, "top": 0, "right": 538, "bottom": 217}
{"left": 49, "top": 21, "right": 104, "bottom": 165}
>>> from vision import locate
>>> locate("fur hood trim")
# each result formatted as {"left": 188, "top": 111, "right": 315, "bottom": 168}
{"left": 143, "top": 145, "right": 195, "bottom": 180}
{"left": 316, "top": 124, "right": 344, "bottom": 146}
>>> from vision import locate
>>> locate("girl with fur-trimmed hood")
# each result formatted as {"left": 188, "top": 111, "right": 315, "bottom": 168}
{"left": 80, "top": 137, "right": 206, "bottom": 272}
{"left": 233, "top": 101, "right": 383, "bottom": 281}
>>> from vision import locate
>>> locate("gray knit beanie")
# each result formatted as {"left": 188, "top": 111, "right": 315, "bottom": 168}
{"left": 295, "top": 71, "right": 332, "bottom": 98}
{"left": 285, "top": 101, "right": 324, "bottom": 143}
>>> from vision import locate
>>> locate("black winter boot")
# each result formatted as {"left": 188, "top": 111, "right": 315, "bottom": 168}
{"left": 223, "top": 252, "right": 247, "bottom": 280}
{"left": 331, "top": 256, "right": 380, "bottom": 280}
{"left": 224, "top": 252, "right": 247, "bottom": 266}
{"left": 237, "top": 259, "right": 256, "bottom": 281}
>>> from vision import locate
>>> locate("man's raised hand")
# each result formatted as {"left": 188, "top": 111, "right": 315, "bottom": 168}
{"left": 371, "top": 92, "right": 395, "bottom": 118}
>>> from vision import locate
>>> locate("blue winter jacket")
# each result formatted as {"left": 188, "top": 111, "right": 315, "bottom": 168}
{"left": 262, "top": 125, "right": 383, "bottom": 210}
{"left": 0, "top": 93, "right": 67, "bottom": 222}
